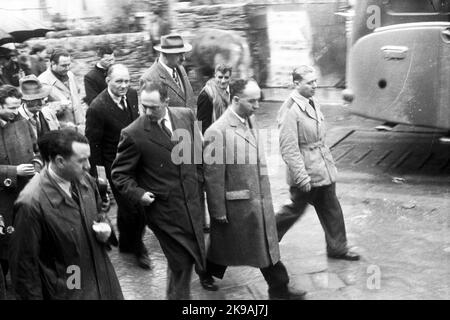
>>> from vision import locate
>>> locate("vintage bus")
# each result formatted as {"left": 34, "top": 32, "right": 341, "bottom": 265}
{"left": 342, "top": 0, "right": 450, "bottom": 138}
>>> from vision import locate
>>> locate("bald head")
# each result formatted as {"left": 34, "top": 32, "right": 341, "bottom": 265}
{"left": 106, "top": 64, "right": 130, "bottom": 97}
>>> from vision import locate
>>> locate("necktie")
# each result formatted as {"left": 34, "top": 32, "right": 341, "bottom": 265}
{"left": 172, "top": 68, "right": 180, "bottom": 88}
{"left": 160, "top": 118, "right": 172, "bottom": 138}
{"left": 119, "top": 97, "right": 127, "bottom": 110}
{"left": 309, "top": 99, "right": 315, "bottom": 109}
{"left": 33, "top": 113, "right": 41, "bottom": 137}
{"left": 70, "top": 181, "right": 80, "bottom": 206}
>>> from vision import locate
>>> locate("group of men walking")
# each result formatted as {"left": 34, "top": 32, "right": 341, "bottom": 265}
{"left": 0, "top": 33, "right": 359, "bottom": 300}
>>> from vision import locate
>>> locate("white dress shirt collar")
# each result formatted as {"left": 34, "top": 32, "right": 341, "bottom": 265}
{"left": 158, "top": 109, "right": 173, "bottom": 133}
{"left": 108, "top": 88, "right": 127, "bottom": 110}
{"left": 48, "top": 165, "right": 71, "bottom": 197}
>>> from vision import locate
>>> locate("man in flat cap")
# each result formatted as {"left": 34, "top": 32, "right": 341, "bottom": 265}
{"left": 140, "top": 34, "right": 196, "bottom": 111}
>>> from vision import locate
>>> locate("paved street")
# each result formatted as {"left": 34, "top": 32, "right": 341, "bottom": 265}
{"left": 4, "top": 98, "right": 448, "bottom": 300}
{"left": 108, "top": 99, "right": 450, "bottom": 300}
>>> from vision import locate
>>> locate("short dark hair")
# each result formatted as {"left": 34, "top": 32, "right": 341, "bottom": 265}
{"left": 0, "top": 85, "right": 22, "bottom": 105}
{"left": 49, "top": 48, "right": 70, "bottom": 64}
{"left": 40, "top": 129, "right": 88, "bottom": 161}
{"left": 30, "top": 44, "right": 46, "bottom": 55}
{"left": 97, "top": 45, "right": 114, "bottom": 57}
{"left": 292, "top": 65, "right": 315, "bottom": 82}
{"left": 229, "top": 79, "right": 248, "bottom": 99}
{"left": 215, "top": 63, "right": 232, "bottom": 76}
{"left": 139, "top": 79, "right": 168, "bottom": 101}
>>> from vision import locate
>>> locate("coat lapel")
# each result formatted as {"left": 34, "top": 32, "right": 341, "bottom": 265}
{"left": 155, "top": 62, "right": 186, "bottom": 102}
{"left": 104, "top": 92, "right": 131, "bottom": 127}
{"left": 143, "top": 115, "right": 174, "bottom": 151}
{"left": 226, "top": 110, "right": 257, "bottom": 149}
{"left": 41, "top": 169, "right": 79, "bottom": 210}
{"left": 292, "top": 94, "right": 320, "bottom": 122}
{"left": 48, "top": 73, "right": 71, "bottom": 96}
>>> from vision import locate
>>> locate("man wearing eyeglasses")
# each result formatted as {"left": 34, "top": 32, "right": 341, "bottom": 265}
{"left": 18, "top": 75, "right": 60, "bottom": 139}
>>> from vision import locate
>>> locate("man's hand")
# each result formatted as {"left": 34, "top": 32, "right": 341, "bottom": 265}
{"left": 212, "top": 216, "right": 228, "bottom": 224}
{"left": 16, "top": 164, "right": 36, "bottom": 177}
{"left": 92, "top": 221, "right": 112, "bottom": 243}
{"left": 140, "top": 192, "right": 155, "bottom": 206}
{"left": 298, "top": 182, "right": 311, "bottom": 193}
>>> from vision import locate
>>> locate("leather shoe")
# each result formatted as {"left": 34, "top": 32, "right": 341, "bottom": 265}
{"left": 269, "top": 287, "right": 307, "bottom": 300}
{"left": 327, "top": 250, "right": 360, "bottom": 261}
{"left": 200, "top": 276, "right": 218, "bottom": 291}
{"left": 136, "top": 252, "right": 152, "bottom": 270}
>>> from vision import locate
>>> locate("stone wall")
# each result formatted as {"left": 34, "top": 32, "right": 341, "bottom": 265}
{"left": 173, "top": 1, "right": 347, "bottom": 87}
{"left": 26, "top": 32, "right": 156, "bottom": 100}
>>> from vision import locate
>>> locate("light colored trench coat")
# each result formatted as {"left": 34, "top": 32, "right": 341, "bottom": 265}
{"left": 278, "top": 91, "right": 337, "bottom": 188}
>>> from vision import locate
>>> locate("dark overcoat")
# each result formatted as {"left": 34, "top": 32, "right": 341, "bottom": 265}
{"left": 203, "top": 109, "right": 280, "bottom": 268}
{"left": 9, "top": 169, "right": 123, "bottom": 300}
{"left": 85, "top": 88, "right": 139, "bottom": 178}
{"left": 0, "top": 119, "right": 37, "bottom": 260}
{"left": 140, "top": 59, "right": 196, "bottom": 111}
{"left": 84, "top": 65, "right": 108, "bottom": 106}
{"left": 111, "top": 108, "right": 205, "bottom": 271}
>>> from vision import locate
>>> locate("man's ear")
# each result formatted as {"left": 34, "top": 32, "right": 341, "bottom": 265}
{"left": 231, "top": 96, "right": 239, "bottom": 105}
{"left": 54, "top": 155, "right": 65, "bottom": 168}
{"left": 105, "top": 76, "right": 110, "bottom": 84}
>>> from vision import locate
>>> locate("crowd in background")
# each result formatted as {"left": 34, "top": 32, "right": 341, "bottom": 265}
{"left": 0, "top": 33, "right": 359, "bottom": 300}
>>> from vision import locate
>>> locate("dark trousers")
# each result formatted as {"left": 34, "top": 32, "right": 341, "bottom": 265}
{"left": 107, "top": 175, "right": 147, "bottom": 256}
{"left": 201, "top": 260, "right": 290, "bottom": 292}
{"left": 167, "top": 264, "right": 193, "bottom": 300}
{"left": 276, "top": 183, "right": 348, "bottom": 255}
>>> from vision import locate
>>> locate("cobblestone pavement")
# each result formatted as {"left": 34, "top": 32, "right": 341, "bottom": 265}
{"left": 107, "top": 101, "right": 449, "bottom": 300}
{"left": 4, "top": 100, "right": 449, "bottom": 300}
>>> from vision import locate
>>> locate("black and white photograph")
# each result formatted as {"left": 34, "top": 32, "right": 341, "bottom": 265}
{"left": 0, "top": 0, "right": 449, "bottom": 307}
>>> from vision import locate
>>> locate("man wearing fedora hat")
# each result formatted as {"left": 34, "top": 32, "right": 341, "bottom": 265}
{"left": 140, "top": 34, "right": 196, "bottom": 111}
{"left": 18, "top": 75, "right": 60, "bottom": 139}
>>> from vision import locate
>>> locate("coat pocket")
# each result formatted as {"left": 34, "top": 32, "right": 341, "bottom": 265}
{"left": 225, "top": 189, "right": 251, "bottom": 200}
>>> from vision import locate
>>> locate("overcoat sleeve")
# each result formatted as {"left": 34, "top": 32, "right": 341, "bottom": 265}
{"left": 203, "top": 126, "right": 227, "bottom": 219}
{"left": 278, "top": 107, "right": 311, "bottom": 187}
{"left": 84, "top": 74, "right": 99, "bottom": 106}
{"left": 196, "top": 90, "right": 213, "bottom": 134}
{"left": 85, "top": 105, "right": 105, "bottom": 178}
{"left": 9, "top": 202, "right": 44, "bottom": 300}
{"left": 111, "top": 130, "right": 147, "bottom": 206}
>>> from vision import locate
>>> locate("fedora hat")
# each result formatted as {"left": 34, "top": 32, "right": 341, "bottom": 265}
{"left": 153, "top": 34, "right": 192, "bottom": 53}
{"left": 19, "top": 75, "right": 51, "bottom": 100}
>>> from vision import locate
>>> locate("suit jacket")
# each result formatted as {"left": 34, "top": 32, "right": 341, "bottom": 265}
{"left": 111, "top": 108, "right": 205, "bottom": 271}
{"left": 140, "top": 59, "right": 196, "bottom": 111}
{"left": 18, "top": 105, "right": 61, "bottom": 138}
{"left": 38, "top": 69, "right": 85, "bottom": 134}
{"left": 203, "top": 108, "right": 280, "bottom": 268}
{"left": 84, "top": 65, "right": 108, "bottom": 106}
{"left": 85, "top": 88, "right": 139, "bottom": 178}
{"left": 10, "top": 169, "right": 123, "bottom": 300}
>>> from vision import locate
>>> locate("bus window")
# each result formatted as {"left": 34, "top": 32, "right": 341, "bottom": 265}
{"left": 388, "top": 0, "right": 450, "bottom": 14}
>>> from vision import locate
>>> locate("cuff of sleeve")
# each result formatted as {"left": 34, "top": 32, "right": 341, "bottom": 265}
{"left": 297, "top": 176, "right": 311, "bottom": 188}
